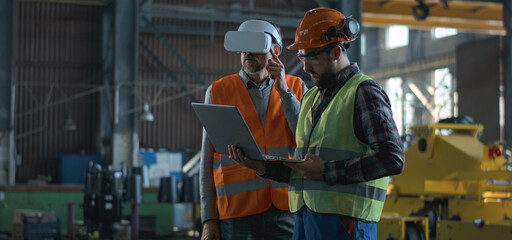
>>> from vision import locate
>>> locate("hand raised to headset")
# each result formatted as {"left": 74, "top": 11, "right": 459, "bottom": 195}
{"left": 267, "top": 47, "right": 289, "bottom": 96}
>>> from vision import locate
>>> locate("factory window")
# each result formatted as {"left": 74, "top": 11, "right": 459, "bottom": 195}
{"left": 361, "top": 34, "right": 366, "bottom": 56}
{"left": 386, "top": 77, "right": 415, "bottom": 136}
{"left": 387, "top": 78, "right": 403, "bottom": 133}
{"left": 434, "top": 68, "right": 455, "bottom": 120}
{"left": 433, "top": 27, "right": 458, "bottom": 39}
{"left": 386, "top": 25, "right": 409, "bottom": 49}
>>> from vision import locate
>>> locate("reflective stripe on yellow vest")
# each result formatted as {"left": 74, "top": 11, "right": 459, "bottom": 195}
{"left": 290, "top": 73, "right": 389, "bottom": 222}
{"left": 211, "top": 73, "right": 303, "bottom": 220}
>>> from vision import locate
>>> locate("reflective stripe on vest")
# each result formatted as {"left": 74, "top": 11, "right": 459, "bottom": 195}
{"left": 291, "top": 73, "right": 389, "bottom": 222}
{"left": 216, "top": 177, "right": 270, "bottom": 197}
{"left": 288, "top": 178, "right": 387, "bottom": 202}
{"left": 211, "top": 73, "right": 303, "bottom": 219}
{"left": 271, "top": 180, "right": 289, "bottom": 189}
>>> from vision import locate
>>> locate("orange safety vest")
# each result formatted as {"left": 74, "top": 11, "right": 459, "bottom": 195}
{"left": 211, "top": 73, "right": 303, "bottom": 220}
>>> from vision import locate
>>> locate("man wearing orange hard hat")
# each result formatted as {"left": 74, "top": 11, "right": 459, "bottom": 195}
{"left": 229, "top": 8, "right": 405, "bottom": 239}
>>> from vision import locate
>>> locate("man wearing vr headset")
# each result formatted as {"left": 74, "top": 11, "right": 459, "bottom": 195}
{"left": 200, "top": 19, "right": 307, "bottom": 240}
{"left": 229, "top": 8, "right": 404, "bottom": 239}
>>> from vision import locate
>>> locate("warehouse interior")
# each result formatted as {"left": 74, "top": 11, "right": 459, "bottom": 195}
{"left": 1, "top": 0, "right": 512, "bottom": 239}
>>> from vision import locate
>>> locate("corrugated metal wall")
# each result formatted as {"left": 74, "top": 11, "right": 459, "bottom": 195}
{"left": 138, "top": 22, "right": 240, "bottom": 151}
{"left": 15, "top": 2, "right": 102, "bottom": 183}
{"left": 13, "top": 0, "right": 315, "bottom": 183}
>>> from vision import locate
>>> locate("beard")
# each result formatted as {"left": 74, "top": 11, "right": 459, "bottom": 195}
{"left": 310, "top": 70, "right": 337, "bottom": 90}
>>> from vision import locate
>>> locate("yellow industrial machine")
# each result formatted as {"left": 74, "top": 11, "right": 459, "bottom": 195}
{"left": 378, "top": 123, "right": 512, "bottom": 240}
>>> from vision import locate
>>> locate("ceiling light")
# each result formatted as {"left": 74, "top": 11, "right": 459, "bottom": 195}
{"left": 140, "top": 102, "right": 154, "bottom": 122}
{"left": 64, "top": 110, "right": 77, "bottom": 131}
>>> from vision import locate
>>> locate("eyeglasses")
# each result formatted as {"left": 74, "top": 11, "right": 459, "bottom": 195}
{"left": 296, "top": 45, "right": 335, "bottom": 64}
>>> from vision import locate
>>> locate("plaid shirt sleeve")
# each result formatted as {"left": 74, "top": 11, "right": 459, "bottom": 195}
{"left": 324, "top": 81, "right": 405, "bottom": 184}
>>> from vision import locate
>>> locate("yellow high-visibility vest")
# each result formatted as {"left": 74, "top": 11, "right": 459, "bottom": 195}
{"left": 290, "top": 73, "right": 389, "bottom": 222}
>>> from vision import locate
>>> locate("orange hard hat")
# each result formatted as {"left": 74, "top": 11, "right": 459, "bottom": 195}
{"left": 287, "top": 8, "right": 360, "bottom": 50}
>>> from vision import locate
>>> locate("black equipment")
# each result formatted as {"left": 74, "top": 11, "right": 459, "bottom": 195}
{"left": 83, "top": 164, "right": 138, "bottom": 239}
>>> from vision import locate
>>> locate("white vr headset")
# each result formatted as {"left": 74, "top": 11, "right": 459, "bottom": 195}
{"left": 224, "top": 20, "right": 282, "bottom": 54}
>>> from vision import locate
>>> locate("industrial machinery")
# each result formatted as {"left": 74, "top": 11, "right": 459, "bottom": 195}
{"left": 82, "top": 164, "right": 142, "bottom": 240}
{"left": 378, "top": 123, "right": 512, "bottom": 240}
{"left": 83, "top": 164, "right": 125, "bottom": 239}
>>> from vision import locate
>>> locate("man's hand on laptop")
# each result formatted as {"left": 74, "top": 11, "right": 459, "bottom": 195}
{"left": 284, "top": 154, "right": 324, "bottom": 180}
{"left": 228, "top": 145, "right": 267, "bottom": 175}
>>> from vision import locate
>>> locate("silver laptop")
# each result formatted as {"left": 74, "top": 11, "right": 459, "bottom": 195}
{"left": 192, "top": 103, "right": 304, "bottom": 162}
